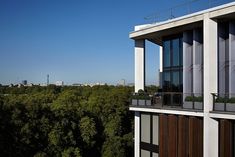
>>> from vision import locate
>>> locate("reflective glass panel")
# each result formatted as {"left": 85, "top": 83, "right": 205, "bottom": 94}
{"left": 163, "top": 72, "right": 171, "bottom": 92}
{"left": 172, "top": 71, "right": 179, "bottom": 91}
{"left": 163, "top": 40, "right": 171, "bottom": 67}
{"left": 172, "top": 38, "right": 179, "bottom": 66}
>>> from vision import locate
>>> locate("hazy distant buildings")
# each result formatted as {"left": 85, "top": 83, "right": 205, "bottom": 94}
{"left": 117, "top": 79, "right": 126, "bottom": 86}
{"left": 55, "top": 81, "right": 64, "bottom": 86}
{"left": 22, "top": 80, "right": 27, "bottom": 85}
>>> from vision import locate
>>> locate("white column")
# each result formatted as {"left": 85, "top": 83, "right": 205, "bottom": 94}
{"left": 203, "top": 13, "right": 218, "bottom": 157}
{"left": 159, "top": 46, "right": 163, "bottom": 88}
{"left": 134, "top": 111, "right": 140, "bottom": 157}
{"left": 229, "top": 21, "right": 235, "bottom": 96}
{"left": 159, "top": 46, "right": 163, "bottom": 73}
{"left": 135, "top": 40, "right": 145, "bottom": 93}
{"left": 183, "top": 31, "right": 193, "bottom": 97}
{"left": 193, "top": 28, "right": 203, "bottom": 96}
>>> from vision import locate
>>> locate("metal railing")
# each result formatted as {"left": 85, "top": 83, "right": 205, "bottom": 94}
{"left": 144, "top": 0, "right": 234, "bottom": 23}
{"left": 131, "top": 92, "right": 203, "bottom": 110}
{"left": 212, "top": 93, "right": 235, "bottom": 112}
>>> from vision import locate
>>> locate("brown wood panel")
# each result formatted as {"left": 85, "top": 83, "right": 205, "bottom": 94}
{"left": 178, "top": 116, "right": 189, "bottom": 157}
{"left": 220, "top": 119, "right": 233, "bottom": 157}
{"left": 189, "top": 117, "right": 194, "bottom": 157}
{"left": 159, "top": 114, "right": 168, "bottom": 157}
{"left": 168, "top": 115, "right": 178, "bottom": 157}
{"left": 188, "top": 117, "right": 203, "bottom": 157}
{"left": 197, "top": 117, "right": 203, "bottom": 157}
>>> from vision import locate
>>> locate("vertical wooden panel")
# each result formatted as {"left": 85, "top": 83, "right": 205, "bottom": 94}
{"left": 159, "top": 114, "right": 168, "bottom": 157}
{"left": 220, "top": 120, "right": 225, "bottom": 157}
{"left": 220, "top": 119, "right": 233, "bottom": 157}
{"left": 178, "top": 116, "right": 189, "bottom": 157}
{"left": 197, "top": 117, "right": 203, "bottom": 157}
{"left": 168, "top": 115, "right": 178, "bottom": 157}
{"left": 189, "top": 117, "right": 194, "bottom": 157}
{"left": 189, "top": 117, "right": 203, "bottom": 157}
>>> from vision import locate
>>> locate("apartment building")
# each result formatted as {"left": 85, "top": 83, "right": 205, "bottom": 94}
{"left": 130, "top": 2, "right": 235, "bottom": 157}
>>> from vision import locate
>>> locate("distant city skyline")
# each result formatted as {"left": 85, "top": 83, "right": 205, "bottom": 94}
{"left": 0, "top": 0, "right": 230, "bottom": 85}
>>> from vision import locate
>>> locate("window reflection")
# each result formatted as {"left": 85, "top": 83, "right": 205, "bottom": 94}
{"left": 163, "top": 40, "right": 170, "bottom": 67}
{"left": 172, "top": 38, "right": 179, "bottom": 66}
{"left": 162, "top": 35, "right": 183, "bottom": 106}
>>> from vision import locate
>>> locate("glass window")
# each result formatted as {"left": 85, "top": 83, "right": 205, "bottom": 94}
{"left": 141, "top": 149, "right": 150, "bottom": 157}
{"left": 172, "top": 71, "right": 179, "bottom": 92}
{"left": 163, "top": 40, "right": 171, "bottom": 67}
{"left": 179, "top": 71, "right": 183, "bottom": 92}
{"left": 152, "top": 153, "right": 159, "bottom": 157}
{"left": 179, "top": 37, "right": 183, "bottom": 66}
{"left": 141, "top": 114, "right": 150, "bottom": 143}
{"left": 140, "top": 114, "right": 159, "bottom": 156}
{"left": 152, "top": 115, "right": 159, "bottom": 145}
{"left": 172, "top": 38, "right": 179, "bottom": 66}
{"left": 162, "top": 36, "right": 183, "bottom": 106}
{"left": 163, "top": 72, "right": 171, "bottom": 92}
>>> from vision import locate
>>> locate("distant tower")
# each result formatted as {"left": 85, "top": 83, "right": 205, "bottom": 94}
{"left": 22, "top": 80, "right": 27, "bottom": 85}
{"left": 47, "top": 74, "right": 49, "bottom": 85}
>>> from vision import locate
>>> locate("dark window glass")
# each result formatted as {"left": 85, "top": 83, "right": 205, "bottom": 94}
{"left": 162, "top": 35, "right": 183, "bottom": 107}
{"left": 179, "top": 71, "right": 183, "bottom": 92}
{"left": 172, "top": 71, "right": 179, "bottom": 92}
{"left": 179, "top": 37, "right": 183, "bottom": 66}
{"left": 172, "top": 38, "right": 179, "bottom": 66}
{"left": 163, "top": 72, "right": 171, "bottom": 92}
{"left": 163, "top": 40, "right": 170, "bottom": 67}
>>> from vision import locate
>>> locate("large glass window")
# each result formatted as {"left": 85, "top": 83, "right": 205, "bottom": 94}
{"left": 140, "top": 113, "right": 159, "bottom": 157}
{"left": 162, "top": 35, "right": 183, "bottom": 106}
{"left": 163, "top": 72, "right": 171, "bottom": 92}
{"left": 172, "top": 38, "right": 180, "bottom": 66}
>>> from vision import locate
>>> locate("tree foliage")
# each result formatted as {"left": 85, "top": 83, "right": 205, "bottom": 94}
{"left": 0, "top": 85, "right": 136, "bottom": 157}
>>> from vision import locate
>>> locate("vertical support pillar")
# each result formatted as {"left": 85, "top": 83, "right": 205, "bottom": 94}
{"left": 229, "top": 21, "right": 235, "bottom": 97}
{"left": 159, "top": 46, "right": 163, "bottom": 88}
{"left": 135, "top": 40, "right": 145, "bottom": 93}
{"left": 193, "top": 28, "right": 203, "bottom": 96}
{"left": 183, "top": 31, "right": 193, "bottom": 99}
{"left": 134, "top": 111, "right": 140, "bottom": 157}
{"left": 203, "top": 13, "right": 218, "bottom": 157}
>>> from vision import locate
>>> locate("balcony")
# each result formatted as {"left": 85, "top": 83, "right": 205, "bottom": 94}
{"left": 212, "top": 93, "right": 235, "bottom": 112}
{"left": 131, "top": 91, "right": 203, "bottom": 111}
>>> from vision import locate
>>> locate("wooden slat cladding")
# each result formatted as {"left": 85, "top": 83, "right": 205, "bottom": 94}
{"left": 168, "top": 115, "right": 178, "bottom": 157}
{"left": 189, "top": 117, "right": 203, "bottom": 157}
{"left": 159, "top": 114, "right": 203, "bottom": 157}
{"left": 159, "top": 114, "right": 168, "bottom": 157}
{"left": 178, "top": 116, "right": 189, "bottom": 157}
{"left": 220, "top": 119, "right": 233, "bottom": 157}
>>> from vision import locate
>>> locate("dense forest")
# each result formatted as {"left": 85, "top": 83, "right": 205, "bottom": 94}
{"left": 0, "top": 85, "right": 158, "bottom": 157}
{"left": 0, "top": 85, "right": 135, "bottom": 157}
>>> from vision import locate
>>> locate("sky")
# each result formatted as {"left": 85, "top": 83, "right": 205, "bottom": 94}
{"left": 0, "top": 0, "right": 231, "bottom": 85}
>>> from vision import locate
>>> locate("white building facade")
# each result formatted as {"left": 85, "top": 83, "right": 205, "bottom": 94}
{"left": 130, "top": 2, "right": 235, "bottom": 157}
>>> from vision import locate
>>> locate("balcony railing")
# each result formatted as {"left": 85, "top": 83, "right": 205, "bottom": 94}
{"left": 144, "top": 0, "right": 234, "bottom": 23}
{"left": 131, "top": 92, "right": 203, "bottom": 110}
{"left": 212, "top": 93, "right": 235, "bottom": 112}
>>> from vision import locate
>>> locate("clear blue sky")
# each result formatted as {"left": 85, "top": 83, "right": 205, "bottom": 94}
{"left": 0, "top": 0, "right": 231, "bottom": 85}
